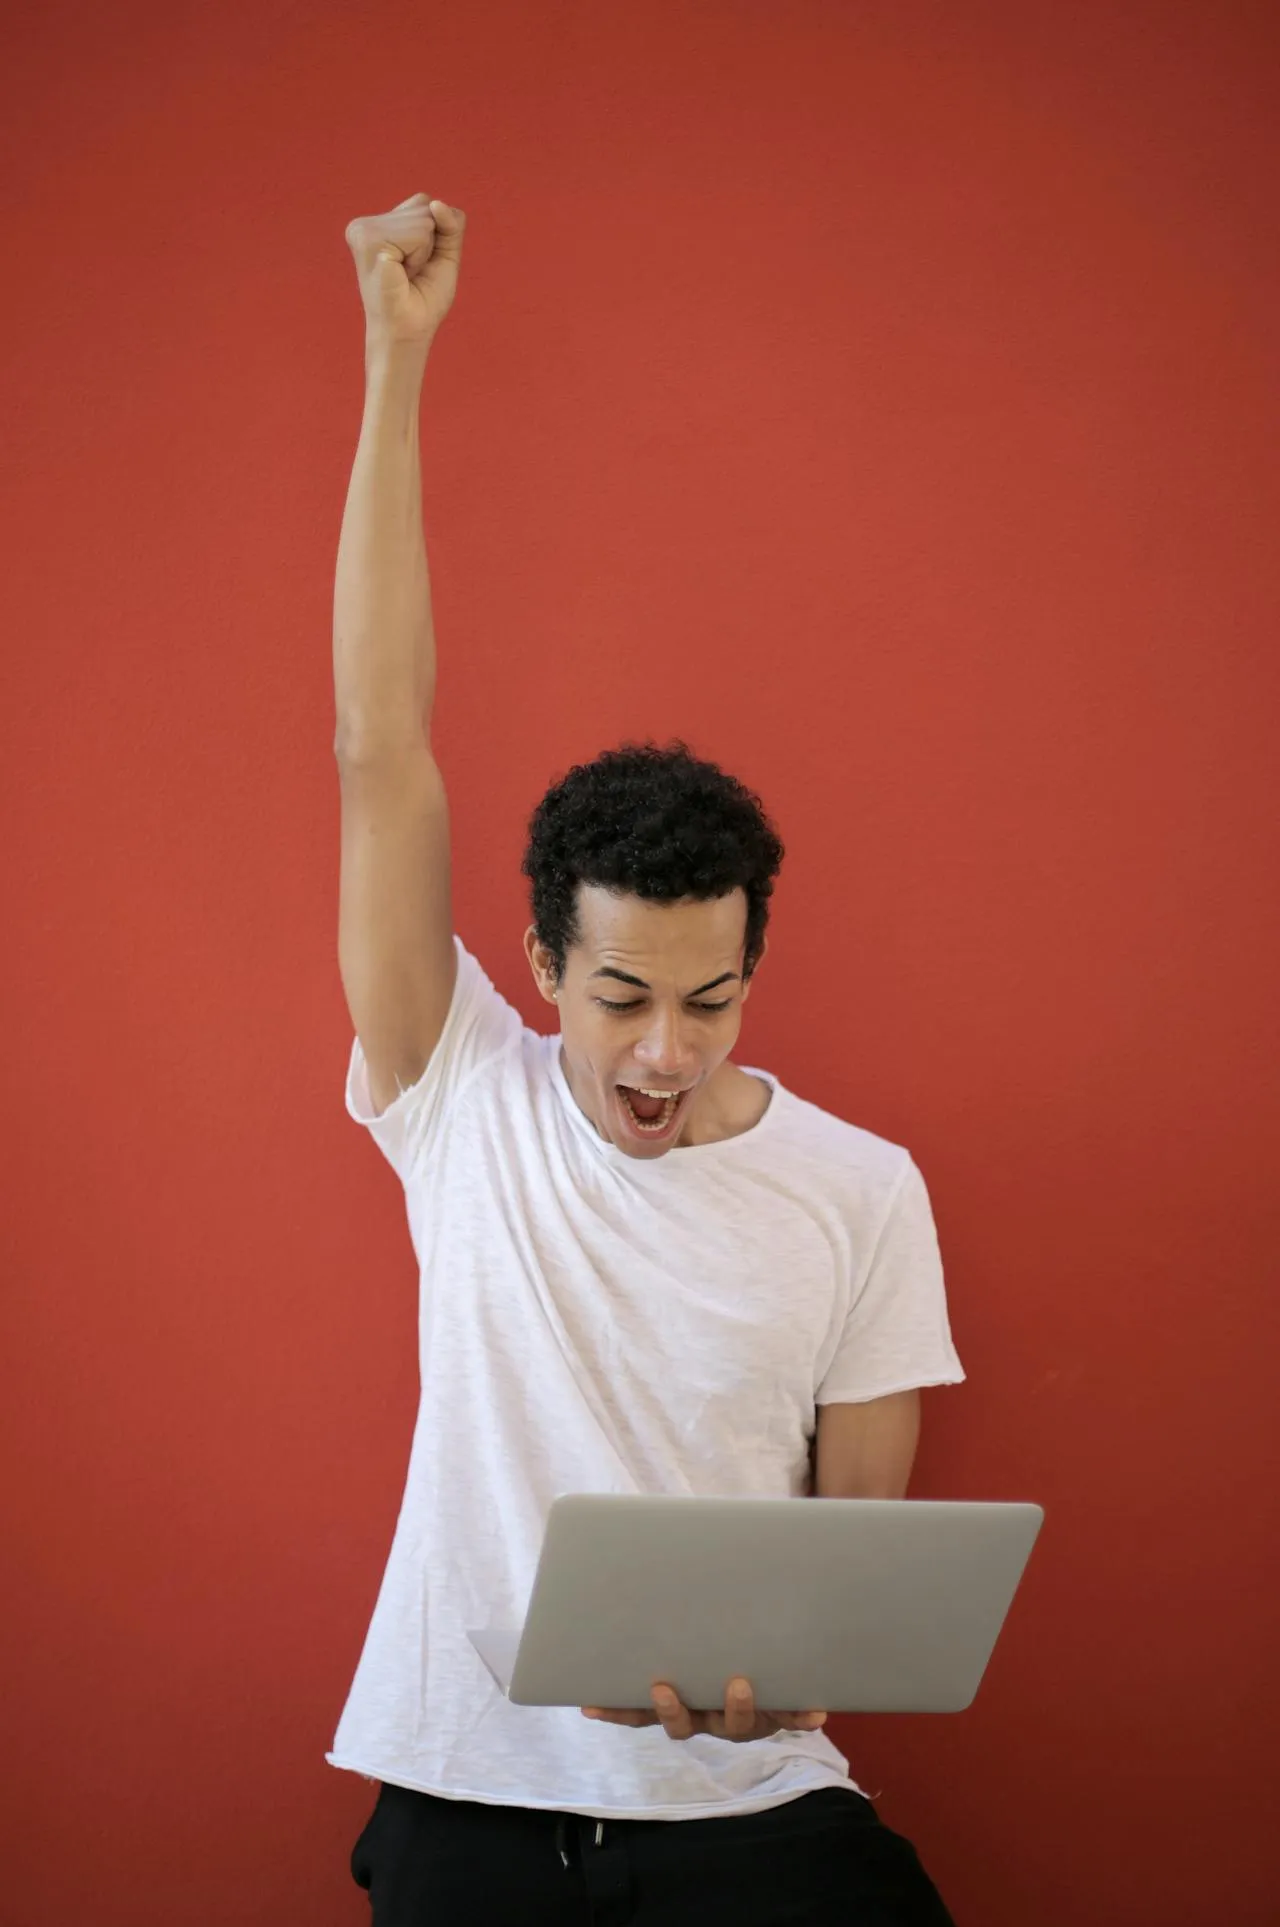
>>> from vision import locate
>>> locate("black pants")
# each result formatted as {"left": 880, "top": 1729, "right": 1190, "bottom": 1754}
{"left": 350, "top": 1781, "right": 956, "bottom": 1925}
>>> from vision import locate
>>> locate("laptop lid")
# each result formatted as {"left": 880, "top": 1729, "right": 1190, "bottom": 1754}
{"left": 469, "top": 1494, "right": 1042, "bottom": 1714}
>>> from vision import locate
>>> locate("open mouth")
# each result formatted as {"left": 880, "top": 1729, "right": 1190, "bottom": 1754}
{"left": 615, "top": 1084, "right": 690, "bottom": 1141}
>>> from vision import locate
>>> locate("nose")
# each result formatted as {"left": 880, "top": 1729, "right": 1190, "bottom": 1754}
{"left": 633, "top": 1005, "right": 698, "bottom": 1081}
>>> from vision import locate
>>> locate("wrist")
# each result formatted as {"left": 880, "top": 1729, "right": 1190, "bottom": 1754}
{"left": 364, "top": 332, "right": 431, "bottom": 385}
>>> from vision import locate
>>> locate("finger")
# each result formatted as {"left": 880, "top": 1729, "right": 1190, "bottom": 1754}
{"left": 347, "top": 195, "right": 446, "bottom": 280}
{"left": 394, "top": 205, "right": 436, "bottom": 281}
{"left": 581, "top": 1708, "right": 659, "bottom": 1727}
{"left": 715, "top": 1676, "right": 756, "bottom": 1741}
{"left": 764, "top": 1710, "right": 828, "bottom": 1731}
{"left": 424, "top": 198, "right": 466, "bottom": 269}
{"left": 346, "top": 204, "right": 430, "bottom": 270}
{"left": 652, "top": 1684, "right": 698, "bottom": 1741}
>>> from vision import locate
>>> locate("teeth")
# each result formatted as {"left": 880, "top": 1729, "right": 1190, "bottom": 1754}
{"left": 619, "top": 1086, "right": 682, "bottom": 1133}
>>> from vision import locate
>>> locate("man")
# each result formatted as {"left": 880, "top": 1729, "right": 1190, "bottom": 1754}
{"left": 330, "top": 192, "right": 964, "bottom": 1926}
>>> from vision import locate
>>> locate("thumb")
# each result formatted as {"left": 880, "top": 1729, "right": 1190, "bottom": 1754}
{"left": 370, "top": 245, "right": 410, "bottom": 295}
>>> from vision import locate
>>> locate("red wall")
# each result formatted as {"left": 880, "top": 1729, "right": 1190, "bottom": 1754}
{"left": 3, "top": 4, "right": 1277, "bottom": 1922}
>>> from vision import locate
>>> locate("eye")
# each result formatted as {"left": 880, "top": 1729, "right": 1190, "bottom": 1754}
{"left": 595, "top": 998, "right": 732, "bottom": 1014}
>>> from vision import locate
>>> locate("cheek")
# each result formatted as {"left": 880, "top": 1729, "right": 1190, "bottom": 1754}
{"left": 715, "top": 1015, "right": 744, "bottom": 1060}
{"left": 562, "top": 1009, "right": 618, "bottom": 1069}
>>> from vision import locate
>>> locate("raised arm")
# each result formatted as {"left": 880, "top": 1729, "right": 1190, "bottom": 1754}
{"left": 333, "top": 194, "right": 467, "bottom": 1116}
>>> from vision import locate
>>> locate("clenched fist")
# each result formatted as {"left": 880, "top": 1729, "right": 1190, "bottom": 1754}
{"left": 345, "top": 191, "right": 467, "bottom": 350}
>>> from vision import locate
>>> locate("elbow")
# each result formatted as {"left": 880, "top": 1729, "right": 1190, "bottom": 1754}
{"left": 334, "top": 716, "right": 429, "bottom": 768}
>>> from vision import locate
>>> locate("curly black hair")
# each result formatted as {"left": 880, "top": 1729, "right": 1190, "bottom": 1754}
{"left": 521, "top": 740, "right": 784, "bottom": 986}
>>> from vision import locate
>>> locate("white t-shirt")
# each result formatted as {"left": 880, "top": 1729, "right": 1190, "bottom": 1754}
{"left": 325, "top": 936, "right": 964, "bottom": 1820}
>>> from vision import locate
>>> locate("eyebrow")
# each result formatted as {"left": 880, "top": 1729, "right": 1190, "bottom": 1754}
{"left": 589, "top": 968, "right": 740, "bottom": 996}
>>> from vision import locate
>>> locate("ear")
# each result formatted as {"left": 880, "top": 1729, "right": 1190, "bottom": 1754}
{"left": 523, "top": 924, "right": 560, "bottom": 1005}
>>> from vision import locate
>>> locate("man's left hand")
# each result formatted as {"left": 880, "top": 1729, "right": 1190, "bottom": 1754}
{"left": 582, "top": 1677, "right": 827, "bottom": 1743}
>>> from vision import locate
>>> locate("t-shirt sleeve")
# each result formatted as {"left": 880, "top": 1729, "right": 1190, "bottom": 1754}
{"left": 816, "top": 1153, "right": 965, "bottom": 1405}
{"left": 344, "top": 935, "right": 524, "bottom": 1184}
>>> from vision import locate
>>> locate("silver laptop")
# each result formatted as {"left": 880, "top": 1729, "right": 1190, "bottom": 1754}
{"left": 468, "top": 1494, "right": 1042, "bottom": 1714}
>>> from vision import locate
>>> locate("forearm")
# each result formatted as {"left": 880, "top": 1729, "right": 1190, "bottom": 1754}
{"left": 333, "top": 341, "right": 437, "bottom": 756}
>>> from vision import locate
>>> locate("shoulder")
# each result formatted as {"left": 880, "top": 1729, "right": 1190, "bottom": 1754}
{"left": 766, "top": 1076, "right": 915, "bottom": 1205}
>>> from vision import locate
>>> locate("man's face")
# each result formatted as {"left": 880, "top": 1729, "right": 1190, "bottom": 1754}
{"left": 524, "top": 883, "right": 759, "bottom": 1160}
